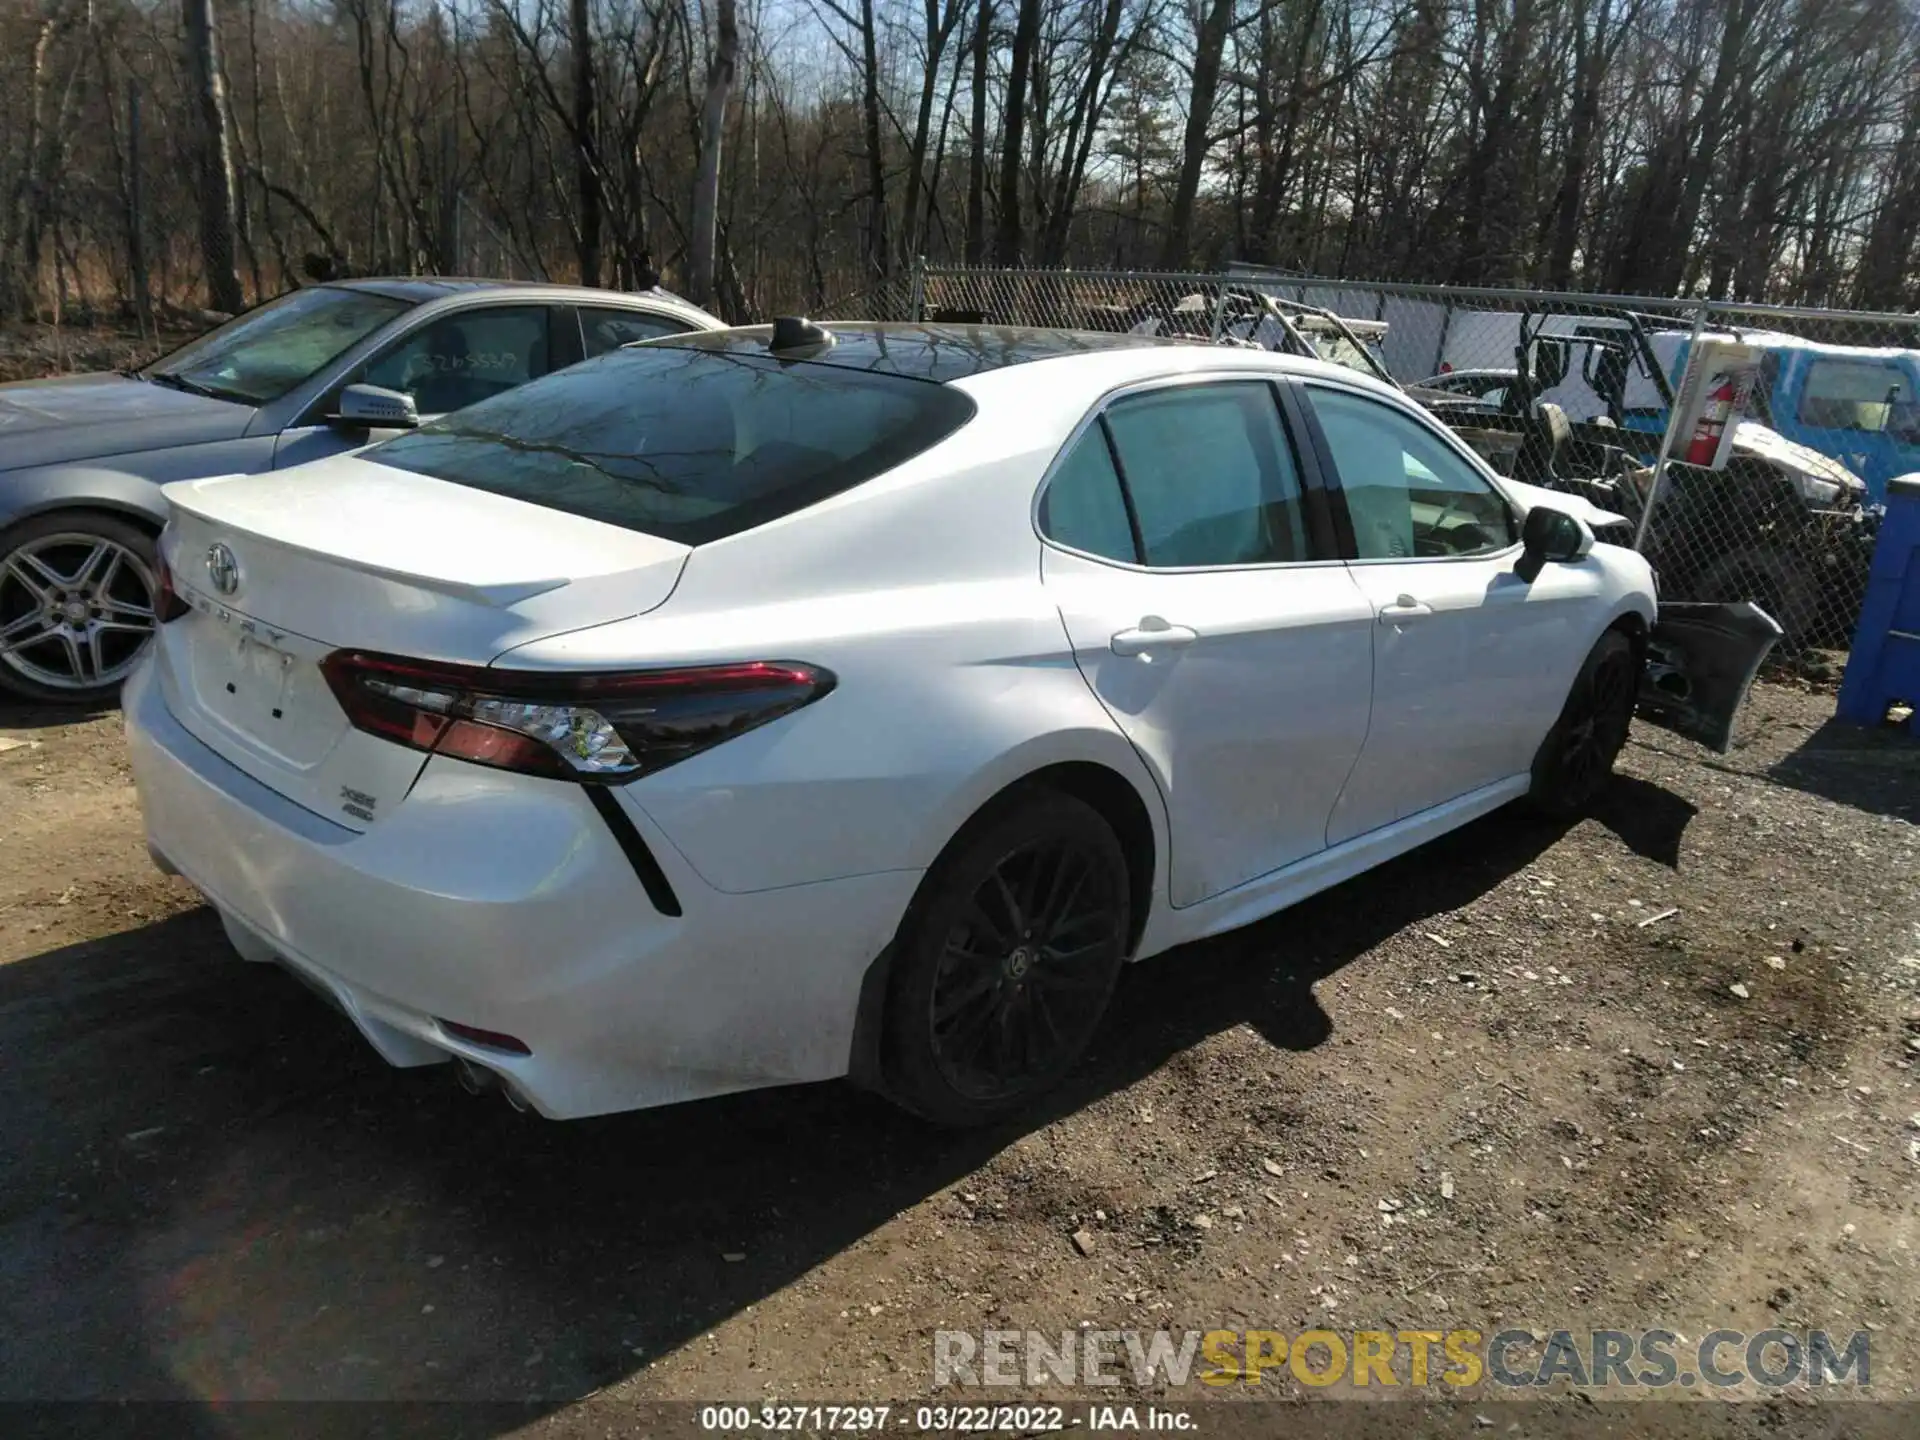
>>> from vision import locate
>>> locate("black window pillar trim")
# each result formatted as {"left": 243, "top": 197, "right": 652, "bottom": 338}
{"left": 1276, "top": 379, "right": 1358, "bottom": 560}
{"left": 583, "top": 785, "right": 683, "bottom": 917}
{"left": 550, "top": 305, "right": 586, "bottom": 371}
{"left": 1094, "top": 415, "right": 1150, "bottom": 566}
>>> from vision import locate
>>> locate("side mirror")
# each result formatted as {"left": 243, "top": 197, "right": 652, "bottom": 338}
{"left": 1514, "top": 505, "right": 1593, "bottom": 583}
{"left": 331, "top": 383, "right": 418, "bottom": 430}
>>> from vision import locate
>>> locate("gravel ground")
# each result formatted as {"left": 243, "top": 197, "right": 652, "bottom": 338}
{"left": 2, "top": 683, "right": 1917, "bottom": 1438}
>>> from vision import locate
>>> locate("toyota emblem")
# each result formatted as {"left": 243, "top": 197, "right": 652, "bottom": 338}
{"left": 206, "top": 542, "right": 241, "bottom": 596}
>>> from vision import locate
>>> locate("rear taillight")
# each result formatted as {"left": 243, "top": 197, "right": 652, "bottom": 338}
{"left": 319, "top": 651, "right": 835, "bottom": 783}
{"left": 154, "top": 550, "right": 190, "bottom": 623}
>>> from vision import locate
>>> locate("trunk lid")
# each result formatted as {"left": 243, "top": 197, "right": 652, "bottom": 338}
{"left": 156, "top": 455, "right": 689, "bottom": 830}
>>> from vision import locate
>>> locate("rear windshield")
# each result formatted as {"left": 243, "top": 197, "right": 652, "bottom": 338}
{"left": 369, "top": 345, "right": 976, "bottom": 545}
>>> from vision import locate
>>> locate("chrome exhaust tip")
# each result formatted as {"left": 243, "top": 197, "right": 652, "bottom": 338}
{"left": 501, "top": 1081, "right": 533, "bottom": 1115}
{"left": 454, "top": 1058, "right": 497, "bottom": 1096}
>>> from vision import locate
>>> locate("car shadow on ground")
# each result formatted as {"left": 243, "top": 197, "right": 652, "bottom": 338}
{"left": 0, "top": 699, "right": 117, "bottom": 732}
{"left": 0, "top": 778, "right": 1690, "bottom": 1429}
{"left": 1763, "top": 715, "right": 1920, "bottom": 823}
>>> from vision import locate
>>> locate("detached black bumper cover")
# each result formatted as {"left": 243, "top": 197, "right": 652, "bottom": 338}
{"left": 1638, "top": 601, "right": 1784, "bottom": 753}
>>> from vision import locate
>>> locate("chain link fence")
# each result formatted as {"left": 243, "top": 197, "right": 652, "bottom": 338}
{"left": 867, "top": 263, "right": 1920, "bottom": 668}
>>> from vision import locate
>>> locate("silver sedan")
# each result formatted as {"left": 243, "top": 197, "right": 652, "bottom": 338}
{"left": 0, "top": 279, "right": 721, "bottom": 703}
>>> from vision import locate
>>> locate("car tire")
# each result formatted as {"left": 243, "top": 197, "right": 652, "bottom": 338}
{"left": 1528, "top": 629, "right": 1637, "bottom": 818}
{"left": 0, "top": 512, "right": 161, "bottom": 707}
{"left": 880, "top": 789, "right": 1131, "bottom": 1127}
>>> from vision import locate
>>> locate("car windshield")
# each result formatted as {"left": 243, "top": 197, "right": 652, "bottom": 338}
{"left": 143, "top": 286, "right": 411, "bottom": 405}
{"left": 368, "top": 343, "right": 977, "bottom": 545}
{"left": 1309, "top": 332, "right": 1383, "bottom": 377}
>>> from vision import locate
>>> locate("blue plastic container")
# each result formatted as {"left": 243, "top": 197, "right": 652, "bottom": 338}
{"left": 1837, "top": 473, "right": 1920, "bottom": 733}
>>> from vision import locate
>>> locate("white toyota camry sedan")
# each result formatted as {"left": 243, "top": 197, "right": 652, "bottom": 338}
{"left": 124, "top": 321, "right": 1777, "bottom": 1125}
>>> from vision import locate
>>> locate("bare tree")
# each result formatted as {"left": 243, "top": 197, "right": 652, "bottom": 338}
{"left": 900, "top": 0, "right": 971, "bottom": 265}
{"left": 1159, "top": 0, "right": 1233, "bottom": 267}
{"left": 180, "top": 0, "right": 242, "bottom": 311}
{"left": 3, "top": 0, "right": 1918, "bottom": 325}
{"left": 689, "top": 0, "right": 738, "bottom": 307}
{"left": 1, "top": 2, "right": 82, "bottom": 319}
{"left": 809, "top": 0, "right": 889, "bottom": 278}
{"left": 570, "top": 0, "right": 602, "bottom": 285}
{"left": 1538, "top": 0, "right": 1634, "bottom": 287}
{"left": 1856, "top": 72, "right": 1920, "bottom": 310}
{"left": 994, "top": 0, "right": 1042, "bottom": 263}
{"left": 964, "top": 0, "right": 993, "bottom": 264}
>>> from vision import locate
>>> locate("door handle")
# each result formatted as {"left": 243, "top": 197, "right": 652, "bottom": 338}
{"left": 1111, "top": 616, "right": 1198, "bottom": 657}
{"left": 1377, "top": 593, "right": 1434, "bottom": 623}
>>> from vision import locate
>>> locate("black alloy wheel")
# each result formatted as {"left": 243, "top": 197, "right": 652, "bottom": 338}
{"left": 1530, "top": 629, "right": 1637, "bottom": 817}
{"left": 929, "top": 835, "right": 1124, "bottom": 1102}
{"left": 883, "top": 791, "right": 1130, "bottom": 1126}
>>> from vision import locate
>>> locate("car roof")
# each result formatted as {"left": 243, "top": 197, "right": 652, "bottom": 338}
{"left": 651, "top": 320, "right": 1407, "bottom": 393}
{"left": 923, "top": 326, "right": 1410, "bottom": 412}
{"left": 1663, "top": 326, "right": 1920, "bottom": 365}
{"left": 331, "top": 277, "right": 710, "bottom": 312}
{"left": 656, "top": 321, "right": 1182, "bottom": 382}
{"left": 632, "top": 320, "right": 1409, "bottom": 407}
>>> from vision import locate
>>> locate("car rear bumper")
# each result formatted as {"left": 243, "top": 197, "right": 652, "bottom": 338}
{"left": 122, "top": 655, "right": 920, "bottom": 1118}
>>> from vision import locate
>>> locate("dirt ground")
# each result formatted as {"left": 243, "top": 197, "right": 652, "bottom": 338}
{"left": 2, "top": 681, "right": 1917, "bottom": 1436}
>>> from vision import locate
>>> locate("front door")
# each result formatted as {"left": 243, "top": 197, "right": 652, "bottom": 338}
{"left": 272, "top": 304, "right": 562, "bottom": 469}
{"left": 1039, "top": 379, "right": 1376, "bottom": 908}
{"left": 1295, "top": 382, "right": 1607, "bottom": 844}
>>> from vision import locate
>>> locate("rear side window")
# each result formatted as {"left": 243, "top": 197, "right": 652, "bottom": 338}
{"left": 1038, "top": 428, "right": 1135, "bottom": 562}
{"left": 369, "top": 346, "right": 974, "bottom": 545}
{"left": 1038, "top": 382, "right": 1318, "bottom": 567}
{"left": 580, "top": 307, "right": 698, "bottom": 357}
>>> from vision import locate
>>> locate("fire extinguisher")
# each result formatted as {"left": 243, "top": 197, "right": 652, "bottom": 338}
{"left": 1684, "top": 374, "right": 1739, "bottom": 466}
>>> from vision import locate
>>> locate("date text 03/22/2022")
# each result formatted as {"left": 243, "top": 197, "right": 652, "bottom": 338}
{"left": 697, "top": 1404, "right": 1194, "bottom": 1432}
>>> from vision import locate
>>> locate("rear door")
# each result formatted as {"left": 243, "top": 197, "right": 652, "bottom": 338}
{"left": 1295, "top": 381, "right": 1607, "bottom": 844}
{"left": 1040, "top": 378, "right": 1376, "bottom": 908}
{"left": 271, "top": 303, "right": 568, "bottom": 469}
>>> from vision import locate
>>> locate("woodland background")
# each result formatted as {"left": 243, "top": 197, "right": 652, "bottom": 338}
{"left": 4, "top": 0, "right": 1919, "bottom": 327}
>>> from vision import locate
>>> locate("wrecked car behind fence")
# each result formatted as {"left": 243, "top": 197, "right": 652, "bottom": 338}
{"left": 1444, "top": 412, "right": 1877, "bottom": 654}
{"left": 899, "top": 266, "right": 1903, "bottom": 667}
